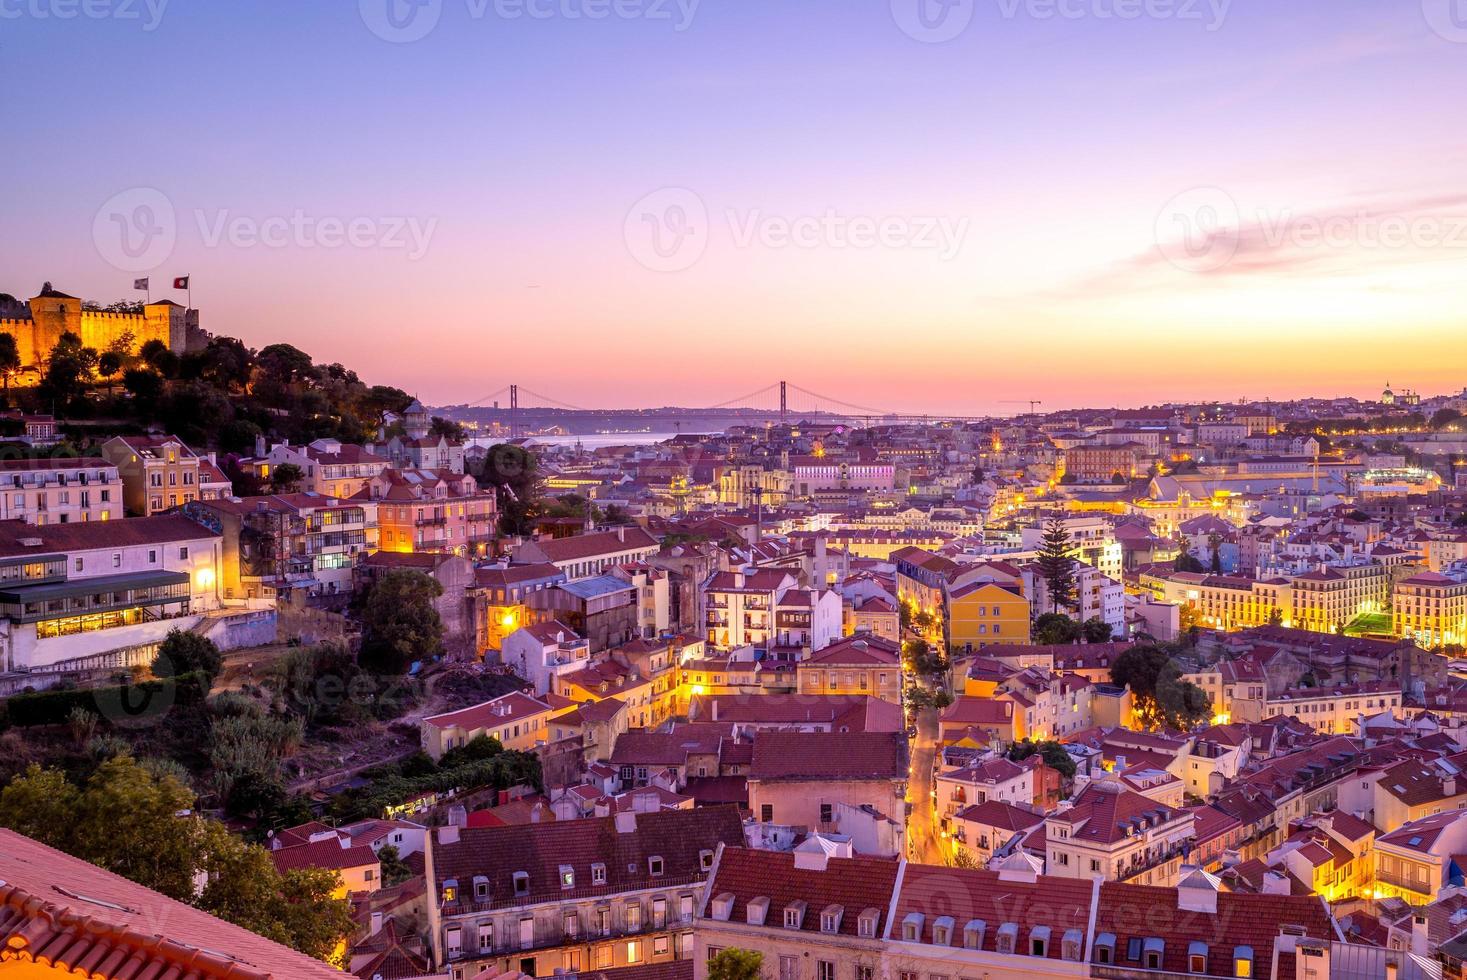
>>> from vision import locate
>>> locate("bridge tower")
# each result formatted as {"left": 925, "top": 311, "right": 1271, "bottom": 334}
{"left": 779, "top": 380, "right": 788, "bottom": 425}
{"left": 509, "top": 384, "right": 519, "bottom": 439}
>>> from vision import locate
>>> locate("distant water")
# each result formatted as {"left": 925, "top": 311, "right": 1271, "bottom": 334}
{"left": 472, "top": 432, "right": 701, "bottom": 449}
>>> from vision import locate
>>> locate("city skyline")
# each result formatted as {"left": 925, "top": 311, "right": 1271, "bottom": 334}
{"left": 6, "top": 0, "right": 1467, "bottom": 413}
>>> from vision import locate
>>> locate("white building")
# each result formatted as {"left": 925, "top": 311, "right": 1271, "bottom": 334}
{"left": 501, "top": 619, "right": 591, "bottom": 695}
{"left": 0, "top": 515, "right": 225, "bottom": 675}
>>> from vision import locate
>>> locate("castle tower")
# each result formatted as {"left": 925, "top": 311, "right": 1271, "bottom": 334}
{"left": 26, "top": 284, "right": 82, "bottom": 367}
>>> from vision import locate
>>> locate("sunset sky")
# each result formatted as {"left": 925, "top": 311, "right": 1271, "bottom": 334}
{"left": 6, "top": 0, "right": 1466, "bottom": 415}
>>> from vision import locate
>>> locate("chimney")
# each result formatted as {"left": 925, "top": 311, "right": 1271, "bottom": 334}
{"left": 615, "top": 811, "right": 638, "bottom": 834}
{"left": 370, "top": 912, "right": 384, "bottom": 935}
{"left": 617, "top": 526, "right": 626, "bottom": 543}
{"left": 437, "top": 825, "right": 460, "bottom": 845}
{"left": 1262, "top": 870, "right": 1290, "bottom": 895}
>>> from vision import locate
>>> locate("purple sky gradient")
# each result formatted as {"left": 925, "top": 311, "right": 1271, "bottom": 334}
{"left": 4, "top": 0, "right": 1465, "bottom": 413}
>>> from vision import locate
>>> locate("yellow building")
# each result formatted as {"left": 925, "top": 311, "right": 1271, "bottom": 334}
{"left": 947, "top": 579, "right": 1031, "bottom": 651}
{"left": 796, "top": 635, "right": 903, "bottom": 704}
{"left": 1394, "top": 570, "right": 1467, "bottom": 647}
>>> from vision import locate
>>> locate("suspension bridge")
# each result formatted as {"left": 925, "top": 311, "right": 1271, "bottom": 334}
{"left": 452, "top": 381, "right": 995, "bottom": 437}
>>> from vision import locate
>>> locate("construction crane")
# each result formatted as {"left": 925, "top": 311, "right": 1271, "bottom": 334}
{"left": 1000, "top": 399, "right": 1043, "bottom": 414}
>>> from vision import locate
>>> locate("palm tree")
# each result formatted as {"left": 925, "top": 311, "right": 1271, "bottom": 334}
{"left": 0, "top": 332, "right": 20, "bottom": 397}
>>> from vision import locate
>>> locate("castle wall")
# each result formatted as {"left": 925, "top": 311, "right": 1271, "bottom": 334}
{"left": 0, "top": 295, "right": 187, "bottom": 377}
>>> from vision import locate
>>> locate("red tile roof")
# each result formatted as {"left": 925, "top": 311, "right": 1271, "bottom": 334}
{"left": 0, "top": 828, "right": 342, "bottom": 980}
{"left": 894, "top": 864, "right": 1094, "bottom": 959}
{"left": 271, "top": 837, "right": 381, "bottom": 875}
{"left": 749, "top": 732, "right": 906, "bottom": 781}
{"left": 706, "top": 847, "right": 900, "bottom": 939}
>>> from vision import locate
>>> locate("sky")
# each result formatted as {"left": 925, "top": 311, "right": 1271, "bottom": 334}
{"left": 4, "top": 0, "right": 1467, "bottom": 415}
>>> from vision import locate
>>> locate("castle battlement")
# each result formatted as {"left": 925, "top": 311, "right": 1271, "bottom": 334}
{"left": 78, "top": 311, "right": 150, "bottom": 323}
{"left": 0, "top": 286, "right": 193, "bottom": 381}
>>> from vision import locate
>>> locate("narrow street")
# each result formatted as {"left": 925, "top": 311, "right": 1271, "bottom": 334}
{"left": 906, "top": 702, "right": 944, "bottom": 865}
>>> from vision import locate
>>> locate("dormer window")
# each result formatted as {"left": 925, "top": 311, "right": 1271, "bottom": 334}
{"left": 592, "top": 863, "right": 607, "bottom": 885}
{"left": 699, "top": 849, "right": 715, "bottom": 872}
{"left": 857, "top": 909, "right": 880, "bottom": 939}
{"left": 1144, "top": 938, "right": 1165, "bottom": 970}
{"left": 560, "top": 865, "right": 575, "bottom": 889}
{"left": 473, "top": 875, "right": 489, "bottom": 900}
{"left": 902, "top": 912, "right": 924, "bottom": 942}
{"left": 783, "top": 901, "right": 806, "bottom": 930}
{"left": 1094, "top": 932, "right": 1116, "bottom": 964}
{"left": 648, "top": 856, "right": 664, "bottom": 877}
{"left": 996, "top": 923, "right": 1018, "bottom": 955}
{"left": 963, "top": 920, "right": 986, "bottom": 950}
{"left": 1189, "top": 942, "right": 1209, "bottom": 974}
{"left": 1030, "top": 925, "right": 1050, "bottom": 957}
{"left": 513, "top": 871, "right": 530, "bottom": 897}
{"left": 932, "top": 916, "right": 954, "bottom": 946}
{"left": 1233, "top": 946, "right": 1254, "bottom": 978}
{"left": 442, "top": 878, "right": 459, "bottom": 903}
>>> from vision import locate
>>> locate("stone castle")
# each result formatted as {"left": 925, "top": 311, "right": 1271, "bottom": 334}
{"left": 0, "top": 283, "right": 202, "bottom": 379}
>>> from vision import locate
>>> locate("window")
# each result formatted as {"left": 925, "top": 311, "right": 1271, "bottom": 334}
{"left": 592, "top": 862, "right": 607, "bottom": 885}
{"left": 513, "top": 871, "right": 530, "bottom": 896}
{"left": 596, "top": 946, "right": 612, "bottom": 969}
{"left": 626, "top": 941, "right": 642, "bottom": 965}
{"left": 817, "top": 962, "right": 835, "bottom": 980}
{"left": 699, "top": 849, "right": 714, "bottom": 871}
{"left": 653, "top": 936, "right": 669, "bottom": 956}
{"left": 1191, "top": 954, "right": 1207, "bottom": 973}
{"left": 179, "top": 546, "right": 188, "bottom": 559}
{"left": 626, "top": 902, "right": 641, "bottom": 931}
{"left": 559, "top": 865, "right": 575, "bottom": 889}
{"left": 855, "top": 968, "right": 874, "bottom": 980}
{"left": 74, "top": 557, "right": 83, "bottom": 572}
{"left": 761, "top": 804, "right": 774, "bottom": 822}
{"left": 780, "top": 957, "right": 799, "bottom": 980}
{"left": 563, "top": 911, "right": 578, "bottom": 937}
{"left": 820, "top": 803, "right": 833, "bottom": 824}
{"left": 445, "top": 926, "right": 462, "bottom": 959}
{"left": 707, "top": 947, "right": 724, "bottom": 963}
{"left": 478, "top": 923, "right": 494, "bottom": 952}
{"left": 1233, "top": 946, "right": 1254, "bottom": 978}
{"left": 648, "top": 856, "right": 664, "bottom": 876}
{"left": 442, "top": 879, "right": 458, "bottom": 903}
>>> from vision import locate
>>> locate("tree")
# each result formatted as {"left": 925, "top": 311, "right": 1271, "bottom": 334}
{"left": 1431, "top": 408, "right": 1462, "bottom": 431}
{"left": 1008, "top": 739, "right": 1077, "bottom": 781}
{"left": 1081, "top": 617, "right": 1113, "bottom": 643}
{"left": 1035, "top": 519, "right": 1078, "bottom": 613}
{"left": 152, "top": 630, "right": 223, "bottom": 685}
{"left": 1174, "top": 549, "right": 1206, "bottom": 573}
{"left": 40, "top": 331, "right": 99, "bottom": 407}
{"left": 1111, "top": 644, "right": 1212, "bottom": 730}
{"left": 376, "top": 844, "right": 415, "bottom": 887}
{"left": 98, "top": 350, "right": 124, "bottom": 389}
{"left": 429, "top": 416, "right": 467, "bottom": 441}
{"left": 1266, "top": 607, "right": 1285, "bottom": 627}
{"left": 708, "top": 948, "right": 764, "bottom": 980}
{"left": 270, "top": 462, "right": 305, "bottom": 494}
{"left": 139, "top": 338, "right": 179, "bottom": 377}
{"left": 123, "top": 367, "right": 165, "bottom": 411}
{"left": 358, "top": 570, "right": 444, "bottom": 675}
{"left": 0, "top": 759, "right": 353, "bottom": 962}
{"left": 1033, "top": 613, "right": 1081, "bottom": 645}
{"left": 472, "top": 444, "right": 541, "bottom": 536}
{"left": 1207, "top": 531, "right": 1223, "bottom": 574}
{"left": 0, "top": 331, "right": 20, "bottom": 393}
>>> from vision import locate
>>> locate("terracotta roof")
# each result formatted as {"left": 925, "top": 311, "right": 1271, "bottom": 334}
{"left": 802, "top": 636, "right": 901, "bottom": 666}
{"left": 529, "top": 528, "right": 658, "bottom": 562}
{"left": 894, "top": 864, "right": 1094, "bottom": 959}
{"left": 0, "top": 828, "right": 342, "bottom": 980}
{"left": 954, "top": 799, "right": 1044, "bottom": 832}
{"left": 0, "top": 515, "right": 219, "bottom": 556}
{"left": 270, "top": 837, "right": 380, "bottom": 875}
{"left": 749, "top": 732, "right": 906, "bottom": 781}
{"left": 1094, "top": 880, "right": 1336, "bottom": 976}
{"left": 424, "top": 691, "right": 555, "bottom": 732}
{"left": 706, "top": 847, "right": 900, "bottom": 939}
{"left": 432, "top": 806, "right": 743, "bottom": 907}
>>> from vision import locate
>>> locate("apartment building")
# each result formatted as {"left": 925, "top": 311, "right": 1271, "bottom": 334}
{"left": 700, "top": 568, "right": 797, "bottom": 651}
{"left": 187, "top": 492, "right": 374, "bottom": 598}
{"left": 472, "top": 562, "right": 566, "bottom": 652}
{"left": 0, "top": 457, "right": 123, "bottom": 525}
{"left": 795, "top": 635, "right": 902, "bottom": 704}
{"left": 515, "top": 527, "right": 660, "bottom": 580}
{"left": 1019, "top": 516, "right": 1125, "bottom": 580}
{"left": 1394, "top": 567, "right": 1467, "bottom": 648}
{"left": 1044, "top": 782, "right": 1195, "bottom": 887}
{"left": 266, "top": 439, "right": 389, "bottom": 498}
{"left": 371, "top": 468, "right": 497, "bottom": 557}
{"left": 0, "top": 515, "right": 224, "bottom": 674}
{"left": 501, "top": 620, "right": 592, "bottom": 696}
{"left": 936, "top": 757, "right": 1034, "bottom": 822}
{"left": 1373, "top": 810, "right": 1467, "bottom": 906}
{"left": 746, "top": 732, "right": 907, "bottom": 854}
{"left": 1063, "top": 442, "right": 1148, "bottom": 482}
{"left": 697, "top": 846, "right": 1340, "bottom": 980}
{"left": 100, "top": 434, "right": 230, "bottom": 515}
{"left": 421, "top": 690, "right": 561, "bottom": 760}
{"left": 428, "top": 806, "right": 744, "bottom": 979}
{"left": 1232, "top": 680, "right": 1403, "bottom": 734}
